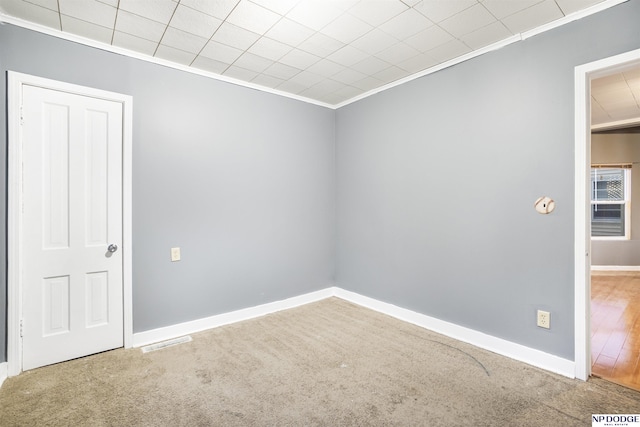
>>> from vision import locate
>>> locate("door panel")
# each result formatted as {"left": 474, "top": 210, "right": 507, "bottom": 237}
{"left": 22, "top": 85, "right": 123, "bottom": 371}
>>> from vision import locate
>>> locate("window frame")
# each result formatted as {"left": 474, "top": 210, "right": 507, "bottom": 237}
{"left": 590, "top": 165, "right": 631, "bottom": 240}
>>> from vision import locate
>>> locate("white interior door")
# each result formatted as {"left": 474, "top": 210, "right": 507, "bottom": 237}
{"left": 21, "top": 84, "right": 124, "bottom": 371}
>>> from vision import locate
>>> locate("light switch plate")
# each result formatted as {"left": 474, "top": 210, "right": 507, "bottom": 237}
{"left": 171, "top": 247, "right": 181, "bottom": 262}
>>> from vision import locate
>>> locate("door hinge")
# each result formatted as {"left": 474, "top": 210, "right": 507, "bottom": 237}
{"left": 20, "top": 105, "right": 24, "bottom": 125}
{"left": 20, "top": 319, "right": 24, "bottom": 337}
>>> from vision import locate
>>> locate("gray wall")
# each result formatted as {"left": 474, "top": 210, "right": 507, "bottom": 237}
{"left": 591, "top": 130, "right": 640, "bottom": 265}
{"left": 0, "top": 24, "right": 336, "bottom": 362}
{"left": 335, "top": 0, "right": 640, "bottom": 360}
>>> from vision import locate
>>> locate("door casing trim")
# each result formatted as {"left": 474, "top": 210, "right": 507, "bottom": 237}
{"left": 7, "top": 71, "right": 133, "bottom": 376}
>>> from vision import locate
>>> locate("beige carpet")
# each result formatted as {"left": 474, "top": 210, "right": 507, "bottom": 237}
{"left": 1, "top": 297, "right": 639, "bottom": 426}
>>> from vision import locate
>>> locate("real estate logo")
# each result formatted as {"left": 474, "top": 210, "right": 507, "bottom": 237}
{"left": 593, "top": 414, "right": 640, "bottom": 426}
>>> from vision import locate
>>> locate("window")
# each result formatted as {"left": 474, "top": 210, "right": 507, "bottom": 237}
{"left": 591, "top": 166, "right": 631, "bottom": 239}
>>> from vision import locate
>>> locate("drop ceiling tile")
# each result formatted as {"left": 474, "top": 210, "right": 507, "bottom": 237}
{"left": 279, "top": 48, "right": 321, "bottom": 69}
{"left": 286, "top": 0, "right": 343, "bottom": 31}
{"left": 351, "top": 75, "right": 385, "bottom": 91}
{"left": 351, "top": 56, "right": 392, "bottom": 76}
{"left": 331, "top": 85, "right": 363, "bottom": 100}
{"left": 332, "top": 68, "right": 367, "bottom": 85}
{"left": 180, "top": 0, "right": 239, "bottom": 20}
{"left": 593, "top": 88, "right": 637, "bottom": 104}
{"left": 555, "top": 0, "right": 603, "bottom": 15}
{"left": 161, "top": 27, "right": 209, "bottom": 54}
{"left": 58, "top": 0, "right": 116, "bottom": 28}
{"left": 277, "top": 80, "right": 307, "bottom": 94}
{"left": 170, "top": 4, "right": 222, "bottom": 38}
{"left": 25, "top": 0, "right": 59, "bottom": 11}
{"left": 590, "top": 98, "right": 609, "bottom": 124}
{"left": 481, "top": 0, "right": 543, "bottom": 19}
{"left": 308, "top": 78, "right": 345, "bottom": 93}
{"left": 348, "top": 0, "right": 408, "bottom": 27}
{"left": 624, "top": 70, "right": 640, "bottom": 89}
{"left": 97, "top": 0, "right": 118, "bottom": 7}
{"left": 501, "top": 0, "right": 563, "bottom": 33}
{"left": 263, "top": 62, "right": 302, "bottom": 79}
{"left": 60, "top": 15, "right": 113, "bottom": 43}
{"left": 211, "top": 22, "right": 261, "bottom": 50}
{"left": 155, "top": 44, "right": 197, "bottom": 65}
{"left": 405, "top": 25, "right": 454, "bottom": 53}
{"left": 200, "top": 40, "right": 244, "bottom": 63}
{"left": 413, "top": 0, "right": 476, "bottom": 23}
{"left": 306, "top": 59, "right": 346, "bottom": 78}
{"left": 247, "top": 37, "right": 292, "bottom": 61}
{"left": 119, "top": 0, "right": 177, "bottom": 24}
{"left": 224, "top": 65, "right": 259, "bottom": 81}
{"left": 226, "top": 0, "right": 281, "bottom": 35}
{"left": 351, "top": 28, "right": 397, "bottom": 55}
{"left": 288, "top": 70, "right": 325, "bottom": 86}
{"left": 113, "top": 30, "right": 158, "bottom": 55}
{"left": 379, "top": 8, "right": 433, "bottom": 40}
{"left": 298, "top": 32, "right": 345, "bottom": 57}
{"left": 439, "top": 4, "right": 496, "bottom": 38}
{"left": 115, "top": 9, "right": 166, "bottom": 42}
{"left": 375, "top": 42, "right": 419, "bottom": 64}
{"left": 373, "top": 65, "right": 410, "bottom": 84}
{"left": 265, "top": 18, "right": 314, "bottom": 46}
{"left": 459, "top": 20, "right": 512, "bottom": 50}
{"left": 192, "top": 55, "right": 230, "bottom": 73}
{"left": 250, "top": 0, "right": 300, "bottom": 15}
{"left": 591, "top": 73, "right": 626, "bottom": 89}
{"left": 397, "top": 52, "right": 437, "bottom": 73}
{"left": 251, "top": 73, "right": 285, "bottom": 88}
{"left": 327, "top": 45, "right": 369, "bottom": 67}
{"left": 330, "top": 0, "right": 359, "bottom": 10}
{"left": 299, "top": 80, "right": 344, "bottom": 99}
{"left": 233, "top": 52, "right": 274, "bottom": 73}
{"left": 426, "top": 38, "right": 471, "bottom": 63}
{"left": 320, "top": 13, "right": 373, "bottom": 44}
{"left": 0, "top": 0, "right": 59, "bottom": 29}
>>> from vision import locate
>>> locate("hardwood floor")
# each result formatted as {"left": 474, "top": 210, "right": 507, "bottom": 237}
{"left": 591, "top": 271, "right": 640, "bottom": 390}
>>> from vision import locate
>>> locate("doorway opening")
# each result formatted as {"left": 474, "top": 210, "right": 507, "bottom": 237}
{"left": 574, "top": 48, "right": 640, "bottom": 382}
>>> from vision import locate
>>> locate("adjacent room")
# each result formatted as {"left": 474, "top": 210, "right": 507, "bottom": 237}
{"left": 1, "top": 0, "right": 640, "bottom": 424}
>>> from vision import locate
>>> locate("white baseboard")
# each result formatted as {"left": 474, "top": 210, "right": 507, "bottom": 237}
{"left": 332, "top": 288, "right": 576, "bottom": 379}
{"left": 591, "top": 265, "right": 640, "bottom": 271}
{"left": 0, "top": 362, "right": 7, "bottom": 388}
{"left": 128, "top": 286, "right": 574, "bottom": 379}
{"left": 132, "top": 287, "right": 335, "bottom": 347}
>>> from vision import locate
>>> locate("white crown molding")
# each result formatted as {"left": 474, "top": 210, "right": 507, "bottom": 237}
{"left": 592, "top": 117, "right": 640, "bottom": 131}
{"left": 336, "top": 0, "right": 629, "bottom": 109}
{"left": 0, "top": 14, "right": 333, "bottom": 110}
{"left": 0, "top": 0, "right": 629, "bottom": 110}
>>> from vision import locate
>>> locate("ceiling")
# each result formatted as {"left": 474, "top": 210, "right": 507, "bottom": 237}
{"left": 0, "top": 0, "right": 620, "bottom": 107}
{"left": 592, "top": 68, "right": 640, "bottom": 130}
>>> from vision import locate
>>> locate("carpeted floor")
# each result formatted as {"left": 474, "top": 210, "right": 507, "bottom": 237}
{"left": 1, "top": 297, "right": 639, "bottom": 426}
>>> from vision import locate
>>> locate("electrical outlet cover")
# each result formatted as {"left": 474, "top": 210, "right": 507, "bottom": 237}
{"left": 537, "top": 310, "right": 550, "bottom": 329}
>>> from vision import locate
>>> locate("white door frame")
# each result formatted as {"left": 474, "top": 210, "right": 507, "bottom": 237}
{"left": 7, "top": 71, "right": 134, "bottom": 377}
{"left": 574, "top": 48, "right": 640, "bottom": 381}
